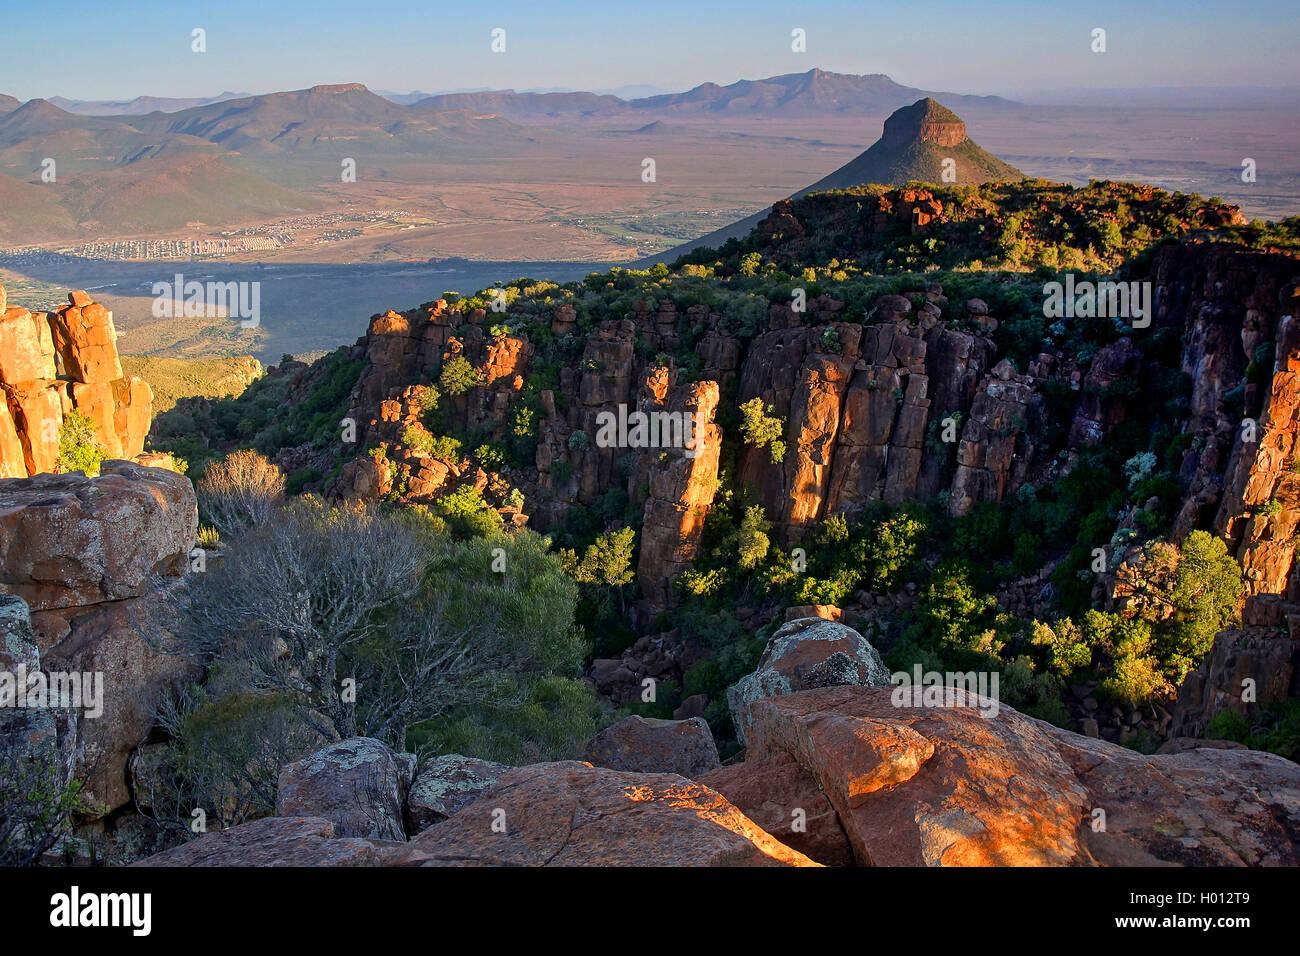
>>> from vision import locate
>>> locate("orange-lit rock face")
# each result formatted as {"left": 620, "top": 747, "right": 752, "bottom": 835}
{"left": 1214, "top": 311, "right": 1300, "bottom": 595}
{"left": 635, "top": 380, "right": 723, "bottom": 610}
{"left": 0, "top": 287, "right": 150, "bottom": 478}
{"left": 50, "top": 300, "right": 123, "bottom": 385}
{"left": 742, "top": 685, "right": 1300, "bottom": 867}
{"left": 0, "top": 306, "right": 57, "bottom": 383}
{"left": 481, "top": 335, "right": 533, "bottom": 388}
{"left": 335, "top": 241, "right": 1298, "bottom": 624}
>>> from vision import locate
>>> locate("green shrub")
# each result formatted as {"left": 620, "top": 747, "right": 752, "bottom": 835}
{"left": 738, "top": 397, "right": 786, "bottom": 464}
{"left": 735, "top": 506, "right": 771, "bottom": 570}
{"left": 1206, "top": 709, "right": 1250, "bottom": 742}
{"left": 432, "top": 485, "right": 502, "bottom": 539}
{"left": 439, "top": 355, "right": 481, "bottom": 395}
{"left": 473, "top": 444, "right": 507, "bottom": 471}
{"left": 54, "top": 410, "right": 104, "bottom": 476}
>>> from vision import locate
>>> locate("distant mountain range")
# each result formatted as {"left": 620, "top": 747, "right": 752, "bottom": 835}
{"left": 121, "top": 83, "right": 524, "bottom": 158}
{"left": 646, "top": 98, "right": 1023, "bottom": 263}
{"left": 379, "top": 84, "right": 670, "bottom": 105}
{"left": 0, "top": 70, "right": 1028, "bottom": 240}
{"left": 22, "top": 71, "right": 1006, "bottom": 119}
{"left": 47, "top": 92, "right": 252, "bottom": 116}
{"left": 409, "top": 68, "right": 1015, "bottom": 119}
{"left": 0, "top": 81, "right": 529, "bottom": 169}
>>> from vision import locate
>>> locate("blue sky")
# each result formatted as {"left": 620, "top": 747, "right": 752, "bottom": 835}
{"left": 4, "top": 0, "right": 1297, "bottom": 101}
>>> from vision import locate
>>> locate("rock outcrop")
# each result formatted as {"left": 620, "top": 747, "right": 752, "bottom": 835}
{"left": 323, "top": 241, "right": 1300, "bottom": 626}
{"left": 0, "top": 462, "right": 197, "bottom": 610}
{"left": 138, "top": 816, "right": 395, "bottom": 867}
{"left": 405, "top": 754, "right": 509, "bottom": 834}
{"left": 633, "top": 381, "right": 723, "bottom": 612}
{"left": 1169, "top": 589, "right": 1300, "bottom": 738}
{"left": 727, "top": 617, "right": 890, "bottom": 744}
{"left": 1213, "top": 306, "right": 1300, "bottom": 595}
{"left": 137, "top": 683, "right": 1300, "bottom": 867}
{"left": 581, "top": 714, "right": 721, "bottom": 778}
{"left": 0, "top": 286, "right": 151, "bottom": 479}
{"left": 949, "top": 358, "right": 1043, "bottom": 516}
{"left": 698, "top": 752, "right": 854, "bottom": 866}
{"left": 276, "top": 738, "right": 417, "bottom": 842}
{"left": 880, "top": 97, "right": 968, "bottom": 148}
{"left": 1163, "top": 248, "right": 1300, "bottom": 590}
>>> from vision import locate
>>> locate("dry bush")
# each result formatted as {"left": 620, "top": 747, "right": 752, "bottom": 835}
{"left": 196, "top": 448, "right": 286, "bottom": 538}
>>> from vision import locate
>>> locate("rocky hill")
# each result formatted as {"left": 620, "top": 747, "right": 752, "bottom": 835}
{"left": 801, "top": 97, "right": 1023, "bottom": 191}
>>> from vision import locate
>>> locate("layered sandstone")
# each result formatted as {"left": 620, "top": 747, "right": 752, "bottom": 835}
{"left": 880, "top": 97, "right": 968, "bottom": 148}
{"left": 1213, "top": 306, "right": 1300, "bottom": 595}
{"left": 634, "top": 380, "right": 723, "bottom": 611}
{"left": 330, "top": 240, "right": 1300, "bottom": 619}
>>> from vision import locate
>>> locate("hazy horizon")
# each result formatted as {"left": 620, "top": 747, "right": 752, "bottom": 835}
{"left": 26, "top": 74, "right": 1300, "bottom": 112}
{"left": 5, "top": 0, "right": 1297, "bottom": 102}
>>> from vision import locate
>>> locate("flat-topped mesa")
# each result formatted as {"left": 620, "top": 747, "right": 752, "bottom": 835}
{"left": 0, "top": 284, "right": 151, "bottom": 478}
{"left": 308, "top": 83, "right": 368, "bottom": 94}
{"left": 881, "top": 97, "right": 967, "bottom": 148}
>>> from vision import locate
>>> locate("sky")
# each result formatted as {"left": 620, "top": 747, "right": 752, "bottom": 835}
{"left": 3, "top": 0, "right": 1298, "bottom": 102}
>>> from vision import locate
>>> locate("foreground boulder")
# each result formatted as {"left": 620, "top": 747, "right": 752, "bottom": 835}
{"left": 406, "top": 754, "right": 509, "bottom": 834}
{"left": 386, "top": 761, "right": 818, "bottom": 866}
{"left": 582, "top": 715, "right": 721, "bottom": 778}
{"left": 744, "top": 686, "right": 1300, "bottom": 866}
{"left": 0, "top": 462, "right": 199, "bottom": 814}
{"left": 0, "top": 461, "right": 197, "bottom": 611}
{"left": 0, "top": 594, "right": 80, "bottom": 863}
{"left": 1048, "top": 728, "right": 1300, "bottom": 866}
{"left": 32, "top": 581, "right": 198, "bottom": 812}
{"left": 727, "top": 617, "right": 890, "bottom": 744}
{"left": 138, "top": 817, "right": 393, "bottom": 867}
{"left": 276, "top": 738, "right": 416, "bottom": 842}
